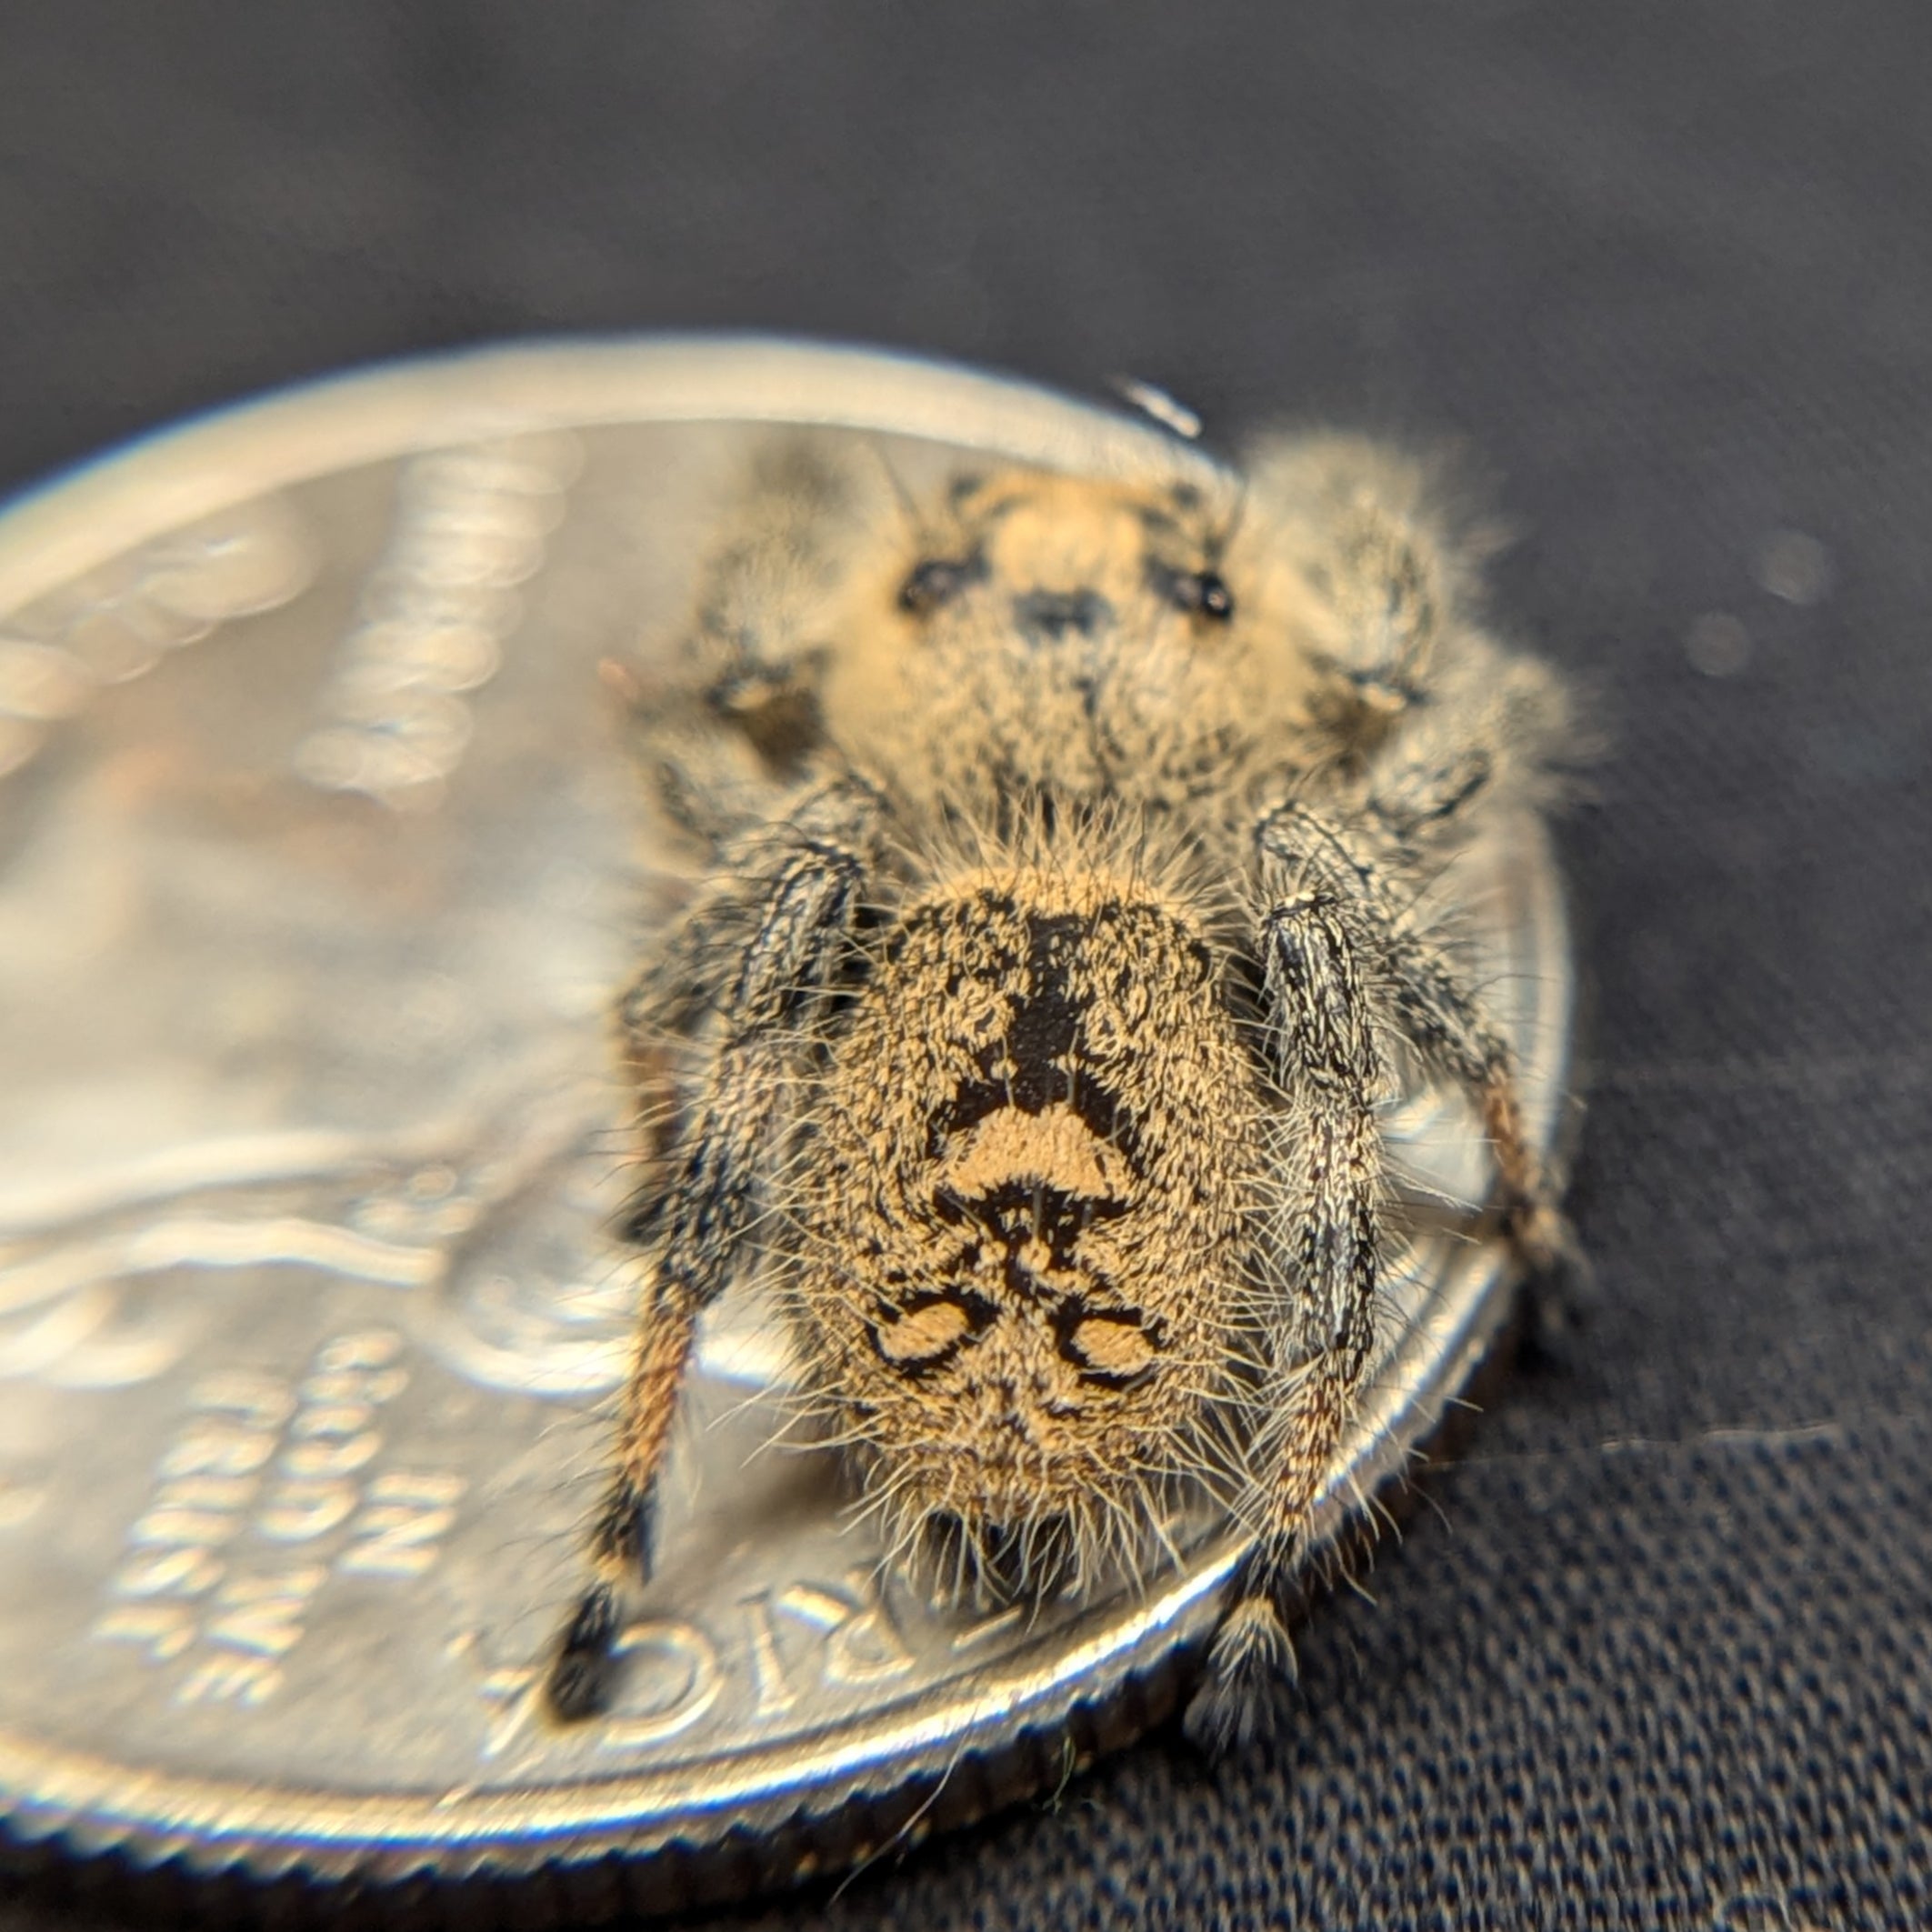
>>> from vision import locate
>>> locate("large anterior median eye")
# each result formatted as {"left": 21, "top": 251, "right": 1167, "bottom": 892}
{"left": 1147, "top": 560, "right": 1236, "bottom": 623}
{"left": 1170, "top": 568, "right": 1235, "bottom": 621}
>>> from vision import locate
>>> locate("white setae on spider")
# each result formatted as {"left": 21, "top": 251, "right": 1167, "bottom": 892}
{"left": 543, "top": 419, "right": 1577, "bottom": 1749}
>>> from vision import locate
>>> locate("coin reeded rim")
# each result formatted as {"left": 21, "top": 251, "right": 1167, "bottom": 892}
{"left": 0, "top": 335, "right": 1572, "bottom": 1900}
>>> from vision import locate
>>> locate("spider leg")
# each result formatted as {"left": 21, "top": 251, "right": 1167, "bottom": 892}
{"left": 1186, "top": 848, "right": 1386, "bottom": 1753}
{"left": 615, "top": 435, "right": 887, "bottom": 847}
{"left": 1358, "top": 740, "right": 1581, "bottom": 1281}
{"left": 546, "top": 776, "right": 883, "bottom": 1722}
{"left": 1277, "top": 769, "right": 1572, "bottom": 1259}
{"left": 1380, "top": 931, "right": 1567, "bottom": 1262}
{"left": 1236, "top": 433, "right": 1572, "bottom": 812}
{"left": 1236, "top": 434, "right": 1464, "bottom": 745}
{"left": 1188, "top": 787, "right": 1574, "bottom": 1751}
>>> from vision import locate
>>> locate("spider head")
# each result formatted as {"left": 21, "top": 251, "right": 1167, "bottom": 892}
{"left": 896, "top": 470, "right": 1236, "bottom": 656}
{"left": 823, "top": 464, "right": 1297, "bottom": 818}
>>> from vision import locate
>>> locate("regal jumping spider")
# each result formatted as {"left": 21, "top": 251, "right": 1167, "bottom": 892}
{"left": 546, "top": 423, "right": 1575, "bottom": 1749}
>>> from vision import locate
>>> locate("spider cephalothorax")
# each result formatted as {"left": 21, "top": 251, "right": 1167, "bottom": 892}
{"left": 544, "top": 426, "right": 1575, "bottom": 1750}
{"left": 823, "top": 467, "right": 1312, "bottom": 827}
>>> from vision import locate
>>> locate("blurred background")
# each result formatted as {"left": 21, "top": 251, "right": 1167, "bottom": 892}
{"left": 3, "top": 5, "right": 1930, "bottom": 1927}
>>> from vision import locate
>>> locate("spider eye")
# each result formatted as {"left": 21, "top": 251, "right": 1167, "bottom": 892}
{"left": 899, "top": 556, "right": 976, "bottom": 616}
{"left": 1170, "top": 569, "right": 1235, "bottom": 621}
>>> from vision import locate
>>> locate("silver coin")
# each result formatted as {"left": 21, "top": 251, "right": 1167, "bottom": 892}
{"left": 0, "top": 337, "right": 1575, "bottom": 1912}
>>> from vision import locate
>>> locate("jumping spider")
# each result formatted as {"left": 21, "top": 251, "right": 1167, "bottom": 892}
{"left": 546, "top": 424, "right": 1575, "bottom": 1750}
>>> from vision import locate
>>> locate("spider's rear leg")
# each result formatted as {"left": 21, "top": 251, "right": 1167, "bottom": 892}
{"left": 1186, "top": 881, "right": 1385, "bottom": 1755}
{"left": 545, "top": 778, "right": 883, "bottom": 1723}
{"left": 1191, "top": 789, "right": 1579, "bottom": 1750}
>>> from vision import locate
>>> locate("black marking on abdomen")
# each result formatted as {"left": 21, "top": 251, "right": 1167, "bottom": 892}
{"left": 937, "top": 907, "right": 1138, "bottom": 1164}
{"left": 934, "top": 1178, "right": 1128, "bottom": 1276}
{"left": 865, "top": 1285, "right": 1000, "bottom": 1378}
{"left": 1005, "top": 911, "right": 1082, "bottom": 1109}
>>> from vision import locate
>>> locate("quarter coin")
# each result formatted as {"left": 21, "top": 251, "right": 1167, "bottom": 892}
{"left": 0, "top": 338, "right": 1574, "bottom": 1915}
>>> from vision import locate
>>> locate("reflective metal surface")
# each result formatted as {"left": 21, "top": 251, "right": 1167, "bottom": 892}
{"left": 0, "top": 338, "right": 1572, "bottom": 1907}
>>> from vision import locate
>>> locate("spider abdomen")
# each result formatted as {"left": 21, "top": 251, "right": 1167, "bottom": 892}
{"left": 785, "top": 863, "right": 1264, "bottom": 1594}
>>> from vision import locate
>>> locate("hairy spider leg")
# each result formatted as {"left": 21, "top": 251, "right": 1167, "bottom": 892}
{"left": 546, "top": 777, "right": 883, "bottom": 1721}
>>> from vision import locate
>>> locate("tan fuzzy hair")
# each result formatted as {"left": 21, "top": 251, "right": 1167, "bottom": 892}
{"left": 781, "top": 832, "right": 1267, "bottom": 1604}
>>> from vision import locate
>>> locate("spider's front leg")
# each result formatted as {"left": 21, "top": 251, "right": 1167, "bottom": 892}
{"left": 1292, "top": 775, "right": 1572, "bottom": 1264}
{"left": 545, "top": 776, "right": 883, "bottom": 1722}
{"left": 1359, "top": 754, "right": 1583, "bottom": 1291}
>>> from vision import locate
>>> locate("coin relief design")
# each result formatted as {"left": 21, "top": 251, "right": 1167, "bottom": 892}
{"left": 0, "top": 494, "right": 315, "bottom": 783}
{"left": 295, "top": 432, "right": 582, "bottom": 808}
{"left": 0, "top": 340, "right": 1573, "bottom": 1908}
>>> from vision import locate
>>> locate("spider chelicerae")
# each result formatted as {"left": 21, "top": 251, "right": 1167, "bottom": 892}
{"left": 544, "top": 419, "right": 1576, "bottom": 1749}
